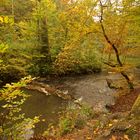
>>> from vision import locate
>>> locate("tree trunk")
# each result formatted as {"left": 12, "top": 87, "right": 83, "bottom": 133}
{"left": 121, "top": 71, "right": 134, "bottom": 90}
{"left": 40, "top": 17, "right": 51, "bottom": 64}
{"left": 35, "top": 0, "right": 52, "bottom": 76}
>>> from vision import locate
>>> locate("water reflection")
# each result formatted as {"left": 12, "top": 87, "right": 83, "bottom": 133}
{"left": 22, "top": 89, "right": 68, "bottom": 134}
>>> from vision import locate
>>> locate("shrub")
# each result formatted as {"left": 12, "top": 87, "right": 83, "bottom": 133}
{"left": 58, "top": 104, "right": 93, "bottom": 136}
{"left": 54, "top": 44, "right": 102, "bottom": 75}
{"left": 28, "top": 57, "right": 53, "bottom": 77}
{"left": 59, "top": 117, "right": 74, "bottom": 135}
{"left": 0, "top": 76, "right": 39, "bottom": 139}
{"left": 43, "top": 104, "right": 93, "bottom": 137}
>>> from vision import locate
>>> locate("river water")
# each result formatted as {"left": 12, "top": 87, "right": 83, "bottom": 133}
{"left": 22, "top": 89, "right": 68, "bottom": 134}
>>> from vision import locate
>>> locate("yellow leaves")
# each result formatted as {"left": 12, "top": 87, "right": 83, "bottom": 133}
{"left": 109, "top": 135, "right": 130, "bottom": 140}
{"left": 108, "top": 123, "right": 113, "bottom": 127}
{"left": 110, "top": 135, "right": 117, "bottom": 140}
{"left": 0, "top": 43, "right": 8, "bottom": 54}
{"left": 113, "top": 119, "right": 118, "bottom": 123}
{"left": 110, "top": 64, "right": 133, "bottom": 73}
{"left": 86, "top": 136, "right": 92, "bottom": 140}
{"left": 42, "top": 119, "right": 46, "bottom": 122}
{"left": 103, "top": 43, "right": 113, "bottom": 53}
{"left": 0, "top": 16, "right": 3, "bottom": 23}
{"left": 61, "top": 0, "right": 70, "bottom": 5}
{"left": 0, "top": 16, "right": 14, "bottom": 25}
{"left": 93, "top": 128, "right": 99, "bottom": 135}
{"left": 46, "top": 0, "right": 56, "bottom": 10}
{"left": 4, "top": 16, "right": 9, "bottom": 23}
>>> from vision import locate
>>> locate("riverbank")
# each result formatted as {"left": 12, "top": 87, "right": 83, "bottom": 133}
{"left": 61, "top": 87, "right": 140, "bottom": 140}
{"left": 30, "top": 86, "right": 140, "bottom": 140}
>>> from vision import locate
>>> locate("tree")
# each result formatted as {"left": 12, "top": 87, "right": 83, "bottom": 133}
{"left": 53, "top": 0, "right": 102, "bottom": 74}
{"left": 97, "top": 0, "right": 140, "bottom": 90}
{"left": 0, "top": 0, "right": 34, "bottom": 21}
{"left": 29, "top": 0, "right": 53, "bottom": 76}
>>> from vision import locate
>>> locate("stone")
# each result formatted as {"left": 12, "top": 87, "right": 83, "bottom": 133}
{"left": 111, "top": 121, "right": 131, "bottom": 132}
{"left": 103, "top": 130, "right": 111, "bottom": 137}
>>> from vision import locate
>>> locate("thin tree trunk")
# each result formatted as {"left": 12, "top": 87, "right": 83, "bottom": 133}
{"left": 40, "top": 17, "right": 51, "bottom": 64}
{"left": 11, "top": 0, "right": 14, "bottom": 15}
{"left": 35, "top": 0, "right": 52, "bottom": 76}
{"left": 99, "top": 1, "right": 134, "bottom": 90}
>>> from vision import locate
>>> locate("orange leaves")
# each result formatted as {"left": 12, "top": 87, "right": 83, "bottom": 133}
{"left": 110, "top": 64, "right": 134, "bottom": 73}
{"left": 61, "top": 0, "right": 71, "bottom": 5}
{"left": 109, "top": 135, "right": 130, "bottom": 140}
{"left": 103, "top": 43, "right": 113, "bottom": 53}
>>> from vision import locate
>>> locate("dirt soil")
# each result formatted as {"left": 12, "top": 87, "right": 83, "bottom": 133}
{"left": 110, "top": 87, "right": 140, "bottom": 113}
{"left": 61, "top": 86, "right": 140, "bottom": 140}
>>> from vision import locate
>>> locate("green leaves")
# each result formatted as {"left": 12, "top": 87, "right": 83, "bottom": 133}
{"left": 0, "top": 43, "right": 8, "bottom": 54}
{"left": 0, "top": 76, "right": 39, "bottom": 139}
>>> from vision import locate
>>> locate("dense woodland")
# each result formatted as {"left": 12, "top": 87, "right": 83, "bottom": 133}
{"left": 0, "top": 0, "right": 140, "bottom": 140}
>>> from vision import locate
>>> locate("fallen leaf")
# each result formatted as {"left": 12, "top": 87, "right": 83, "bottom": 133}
{"left": 109, "top": 123, "right": 113, "bottom": 127}
{"left": 124, "top": 134, "right": 129, "bottom": 140}
{"left": 113, "top": 119, "right": 118, "bottom": 123}
{"left": 110, "top": 135, "right": 116, "bottom": 140}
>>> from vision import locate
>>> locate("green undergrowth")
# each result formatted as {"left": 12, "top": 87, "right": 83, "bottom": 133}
{"left": 43, "top": 104, "right": 94, "bottom": 137}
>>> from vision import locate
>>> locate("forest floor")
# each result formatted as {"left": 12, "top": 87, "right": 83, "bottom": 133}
{"left": 59, "top": 87, "right": 140, "bottom": 140}
{"left": 110, "top": 87, "right": 140, "bottom": 113}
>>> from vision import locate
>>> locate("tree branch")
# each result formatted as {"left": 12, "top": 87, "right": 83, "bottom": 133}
{"left": 102, "top": 61, "right": 117, "bottom": 67}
